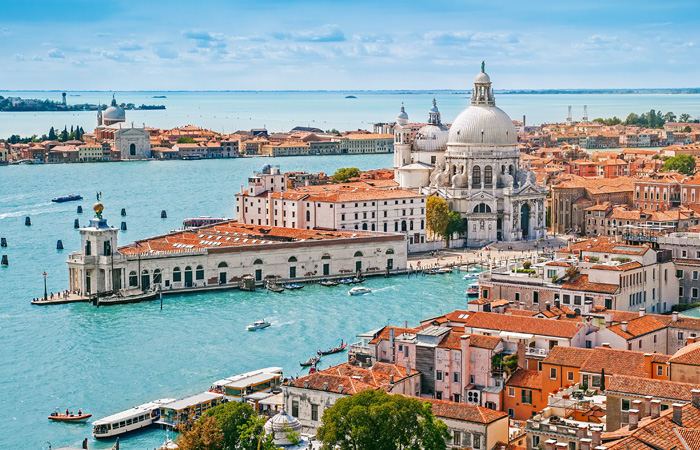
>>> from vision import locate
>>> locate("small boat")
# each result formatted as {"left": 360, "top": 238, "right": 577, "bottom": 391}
{"left": 437, "top": 268, "right": 453, "bottom": 274}
{"left": 300, "top": 355, "right": 321, "bottom": 367}
{"left": 246, "top": 319, "right": 271, "bottom": 331}
{"left": 266, "top": 282, "right": 284, "bottom": 293}
{"left": 466, "top": 283, "right": 479, "bottom": 297}
{"left": 52, "top": 194, "right": 83, "bottom": 203}
{"left": 349, "top": 286, "right": 372, "bottom": 296}
{"left": 283, "top": 283, "right": 303, "bottom": 290}
{"left": 425, "top": 269, "right": 438, "bottom": 275}
{"left": 319, "top": 280, "right": 338, "bottom": 287}
{"left": 49, "top": 411, "right": 92, "bottom": 422}
{"left": 318, "top": 340, "right": 347, "bottom": 356}
{"left": 339, "top": 278, "right": 354, "bottom": 285}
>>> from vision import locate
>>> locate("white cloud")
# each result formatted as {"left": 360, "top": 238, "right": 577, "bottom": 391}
{"left": 48, "top": 48, "right": 65, "bottom": 58}
{"left": 273, "top": 25, "right": 345, "bottom": 42}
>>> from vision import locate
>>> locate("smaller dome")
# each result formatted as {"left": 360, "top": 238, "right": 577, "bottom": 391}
{"left": 414, "top": 124, "right": 449, "bottom": 152}
{"left": 264, "top": 410, "right": 302, "bottom": 446}
{"left": 396, "top": 105, "right": 409, "bottom": 125}
{"left": 429, "top": 98, "right": 439, "bottom": 113}
{"left": 475, "top": 71, "right": 491, "bottom": 84}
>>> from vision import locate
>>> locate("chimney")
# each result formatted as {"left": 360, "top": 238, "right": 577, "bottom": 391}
{"left": 628, "top": 409, "right": 639, "bottom": 430}
{"left": 621, "top": 321, "right": 628, "bottom": 332}
{"left": 304, "top": 380, "right": 309, "bottom": 389}
{"left": 692, "top": 389, "right": 700, "bottom": 409}
{"left": 338, "top": 384, "right": 344, "bottom": 394}
{"left": 591, "top": 427, "right": 602, "bottom": 448}
{"left": 673, "top": 311, "right": 679, "bottom": 322}
{"left": 546, "top": 301, "right": 551, "bottom": 312}
{"left": 390, "top": 375, "right": 394, "bottom": 384}
{"left": 390, "top": 328, "right": 395, "bottom": 344}
{"left": 580, "top": 439, "right": 592, "bottom": 450}
{"left": 323, "top": 382, "right": 328, "bottom": 391}
{"left": 577, "top": 424, "right": 588, "bottom": 439}
{"left": 545, "top": 439, "right": 557, "bottom": 450}
{"left": 650, "top": 399, "right": 661, "bottom": 418}
{"left": 554, "top": 299, "right": 561, "bottom": 309}
{"left": 556, "top": 443, "right": 568, "bottom": 450}
{"left": 639, "top": 308, "right": 645, "bottom": 317}
{"left": 672, "top": 403, "right": 683, "bottom": 425}
{"left": 632, "top": 400, "right": 642, "bottom": 413}
{"left": 594, "top": 446, "right": 607, "bottom": 450}
{"left": 644, "top": 396, "right": 652, "bottom": 417}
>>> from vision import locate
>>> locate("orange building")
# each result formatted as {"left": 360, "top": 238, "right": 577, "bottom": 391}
{"left": 504, "top": 369, "right": 544, "bottom": 420}
{"left": 541, "top": 347, "right": 594, "bottom": 400}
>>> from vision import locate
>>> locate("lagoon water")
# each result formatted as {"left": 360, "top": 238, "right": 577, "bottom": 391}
{"left": 2, "top": 90, "right": 700, "bottom": 139}
{"left": 0, "top": 154, "right": 478, "bottom": 450}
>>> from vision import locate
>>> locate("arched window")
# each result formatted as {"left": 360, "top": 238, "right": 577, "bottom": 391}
{"left": 421, "top": 219, "right": 425, "bottom": 230}
{"left": 129, "top": 143, "right": 136, "bottom": 156}
{"left": 401, "top": 220, "right": 407, "bottom": 232}
{"left": 409, "top": 221, "right": 414, "bottom": 231}
{"left": 473, "top": 203, "right": 492, "bottom": 213}
{"left": 354, "top": 251, "right": 363, "bottom": 257}
{"left": 196, "top": 265, "right": 204, "bottom": 280}
{"left": 472, "top": 166, "right": 481, "bottom": 186}
{"left": 386, "top": 249, "right": 395, "bottom": 254}
{"left": 484, "top": 166, "right": 493, "bottom": 185}
{"left": 129, "top": 271, "right": 138, "bottom": 287}
{"left": 394, "top": 222, "right": 398, "bottom": 232}
{"left": 362, "top": 223, "right": 368, "bottom": 230}
{"left": 254, "top": 259, "right": 263, "bottom": 265}
{"left": 153, "top": 269, "right": 162, "bottom": 284}
{"left": 218, "top": 262, "right": 228, "bottom": 268}
{"left": 384, "top": 223, "right": 388, "bottom": 232}
{"left": 509, "top": 165, "right": 514, "bottom": 175}
{"left": 173, "top": 267, "right": 181, "bottom": 282}
{"left": 288, "top": 256, "right": 298, "bottom": 263}
{"left": 354, "top": 224, "right": 358, "bottom": 230}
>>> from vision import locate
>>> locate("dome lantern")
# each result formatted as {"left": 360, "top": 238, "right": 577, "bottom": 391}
{"left": 471, "top": 61, "right": 495, "bottom": 107}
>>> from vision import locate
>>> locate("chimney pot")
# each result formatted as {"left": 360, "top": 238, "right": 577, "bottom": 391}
{"left": 390, "top": 375, "right": 394, "bottom": 384}
{"left": 545, "top": 439, "right": 557, "bottom": 450}
{"left": 591, "top": 428, "right": 602, "bottom": 448}
{"left": 673, "top": 311, "right": 679, "bottom": 322}
{"left": 692, "top": 389, "right": 700, "bottom": 409}
{"left": 577, "top": 424, "right": 588, "bottom": 438}
{"left": 338, "top": 384, "right": 344, "bottom": 394}
{"left": 546, "top": 301, "right": 551, "bottom": 311}
{"left": 594, "top": 447, "right": 607, "bottom": 450}
{"left": 621, "top": 321, "right": 628, "bottom": 332}
{"left": 304, "top": 380, "right": 309, "bottom": 389}
{"left": 673, "top": 403, "right": 683, "bottom": 425}
{"left": 650, "top": 399, "right": 661, "bottom": 418}
{"left": 602, "top": 343, "right": 611, "bottom": 348}
{"left": 639, "top": 308, "right": 645, "bottom": 317}
{"left": 323, "top": 382, "right": 328, "bottom": 391}
{"left": 556, "top": 444, "right": 568, "bottom": 450}
{"left": 628, "top": 409, "right": 639, "bottom": 430}
{"left": 580, "top": 439, "right": 592, "bottom": 450}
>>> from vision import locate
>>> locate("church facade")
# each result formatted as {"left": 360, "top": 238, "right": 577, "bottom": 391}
{"left": 393, "top": 66, "right": 547, "bottom": 247}
{"left": 95, "top": 95, "right": 151, "bottom": 160}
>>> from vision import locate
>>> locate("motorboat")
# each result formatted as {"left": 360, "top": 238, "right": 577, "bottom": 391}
{"left": 466, "top": 283, "right": 479, "bottom": 297}
{"left": 247, "top": 319, "right": 271, "bottom": 331}
{"left": 266, "top": 282, "right": 284, "bottom": 293}
{"left": 318, "top": 340, "right": 348, "bottom": 355}
{"left": 437, "top": 268, "right": 453, "bottom": 274}
{"left": 300, "top": 355, "right": 321, "bottom": 367}
{"left": 349, "top": 286, "right": 372, "bottom": 296}
{"left": 51, "top": 194, "right": 83, "bottom": 203}
{"left": 283, "top": 283, "right": 303, "bottom": 290}
{"left": 48, "top": 410, "right": 91, "bottom": 422}
{"left": 319, "top": 280, "right": 338, "bottom": 287}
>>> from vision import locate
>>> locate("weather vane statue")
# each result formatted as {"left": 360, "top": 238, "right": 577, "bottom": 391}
{"left": 94, "top": 202, "right": 104, "bottom": 220}
{"left": 481, "top": 61, "right": 485, "bottom": 72}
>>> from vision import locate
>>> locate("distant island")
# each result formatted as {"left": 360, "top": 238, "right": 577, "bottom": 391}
{"left": 152, "top": 95, "right": 167, "bottom": 98}
{"left": 345, "top": 95, "right": 357, "bottom": 99}
{"left": 0, "top": 96, "right": 165, "bottom": 112}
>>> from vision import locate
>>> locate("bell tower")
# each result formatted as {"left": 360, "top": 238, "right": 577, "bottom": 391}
{"left": 74, "top": 202, "right": 120, "bottom": 295}
{"left": 393, "top": 104, "right": 412, "bottom": 184}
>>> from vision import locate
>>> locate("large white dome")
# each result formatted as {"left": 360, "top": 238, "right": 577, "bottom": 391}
{"left": 104, "top": 105, "right": 125, "bottom": 122}
{"left": 414, "top": 124, "right": 449, "bottom": 152}
{"left": 447, "top": 105, "right": 517, "bottom": 146}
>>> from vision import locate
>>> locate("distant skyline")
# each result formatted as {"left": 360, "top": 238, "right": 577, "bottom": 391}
{"left": 2, "top": 0, "right": 699, "bottom": 91}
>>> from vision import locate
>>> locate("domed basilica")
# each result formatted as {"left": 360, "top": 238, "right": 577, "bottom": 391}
{"left": 393, "top": 64, "right": 546, "bottom": 247}
{"left": 95, "top": 94, "right": 151, "bottom": 160}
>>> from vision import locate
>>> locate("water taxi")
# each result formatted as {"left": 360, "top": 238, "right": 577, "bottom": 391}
{"left": 48, "top": 410, "right": 91, "bottom": 422}
{"left": 209, "top": 367, "right": 283, "bottom": 401}
{"left": 52, "top": 194, "right": 83, "bottom": 203}
{"left": 92, "top": 398, "right": 175, "bottom": 438}
{"left": 247, "top": 319, "right": 271, "bottom": 331}
{"left": 349, "top": 286, "right": 372, "bottom": 296}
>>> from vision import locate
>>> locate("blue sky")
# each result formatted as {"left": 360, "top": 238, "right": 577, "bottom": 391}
{"left": 1, "top": 0, "right": 698, "bottom": 90}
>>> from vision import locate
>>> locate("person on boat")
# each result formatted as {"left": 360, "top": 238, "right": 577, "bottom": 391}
{"left": 66, "top": 408, "right": 69, "bottom": 416}
{"left": 78, "top": 409, "right": 82, "bottom": 416}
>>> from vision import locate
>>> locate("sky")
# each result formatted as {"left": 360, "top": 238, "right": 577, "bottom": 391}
{"left": 1, "top": 0, "right": 699, "bottom": 91}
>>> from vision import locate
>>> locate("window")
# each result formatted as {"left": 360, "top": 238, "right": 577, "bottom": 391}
{"left": 677, "top": 270, "right": 684, "bottom": 279}
{"left": 292, "top": 400, "right": 299, "bottom": 417}
{"left": 622, "top": 399, "right": 630, "bottom": 411}
{"left": 453, "top": 431, "right": 461, "bottom": 447}
{"left": 693, "top": 288, "right": 699, "bottom": 298}
{"left": 532, "top": 435, "right": 540, "bottom": 449}
{"left": 473, "top": 435, "right": 481, "bottom": 449}
{"left": 196, "top": 265, "right": 204, "bottom": 280}
{"left": 453, "top": 372, "right": 460, "bottom": 383}
{"left": 567, "top": 371, "right": 574, "bottom": 381}
{"left": 173, "top": 267, "right": 181, "bottom": 282}
{"left": 679, "top": 331, "right": 685, "bottom": 340}
{"left": 521, "top": 389, "right": 532, "bottom": 404}
{"left": 592, "top": 375, "right": 601, "bottom": 387}
{"left": 550, "top": 368, "right": 557, "bottom": 379}
{"left": 657, "top": 365, "right": 663, "bottom": 376}
{"left": 508, "top": 387, "right": 515, "bottom": 397}
{"left": 515, "top": 292, "right": 520, "bottom": 302}
{"left": 436, "top": 370, "right": 443, "bottom": 381}
{"left": 129, "top": 271, "right": 138, "bottom": 287}
{"left": 311, "top": 404, "right": 318, "bottom": 421}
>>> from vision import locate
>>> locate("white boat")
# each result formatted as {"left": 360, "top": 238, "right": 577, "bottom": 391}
{"left": 466, "top": 283, "right": 479, "bottom": 297}
{"left": 349, "top": 287, "right": 372, "bottom": 296}
{"left": 92, "top": 398, "right": 176, "bottom": 438}
{"left": 246, "top": 319, "right": 271, "bottom": 331}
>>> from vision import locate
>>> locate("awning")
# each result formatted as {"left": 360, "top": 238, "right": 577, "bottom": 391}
{"left": 499, "top": 331, "right": 534, "bottom": 341}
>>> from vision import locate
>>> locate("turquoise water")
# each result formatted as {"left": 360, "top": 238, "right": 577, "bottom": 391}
{"left": 0, "top": 155, "right": 473, "bottom": 449}
{"left": 2, "top": 90, "right": 700, "bottom": 139}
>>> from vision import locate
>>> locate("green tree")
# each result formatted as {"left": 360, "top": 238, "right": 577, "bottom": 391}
{"left": 624, "top": 113, "right": 640, "bottom": 126}
{"left": 48, "top": 127, "right": 57, "bottom": 140}
{"left": 59, "top": 126, "right": 69, "bottom": 142}
{"left": 663, "top": 154, "right": 696, "bottom": 175}
{"left": 202, "top": 401, "right": 275, "bottom": 450}
{"left": 680, "top": 113, "right": 692, "bottom": 123}
{"left": 443, "top": 210, "right": 465, "bottom": 245}
{"left": 316, "top": 390, "right": 450, "bottom": 450}
{"left": 683, "top": 125, "right": 693, "bottom": 133}
{"left": 332, "top": 167, "right": 361, "bottom": 182}
{"left": 664, "top": 111, "right": 677, "bottom": 123}
{"left": 426, "top": 196, "right": 450, "bottom": 242}
{"left": 176, "top": 416, "right": 224, "bottom": 450}
{"left": 177, "top": 136, "right": 197, "bottom": 144}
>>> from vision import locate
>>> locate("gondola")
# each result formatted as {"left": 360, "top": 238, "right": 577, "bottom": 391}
{"left": 317, "top": 340, "right": 347, "bottom": 356}
{"left": 266, "top": 282, "right": 284, "bottom": 293}
{"left": 300, "top": 355, "right": 321, "bottom": 367}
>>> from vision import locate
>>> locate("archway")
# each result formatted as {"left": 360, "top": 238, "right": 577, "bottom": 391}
{"left": 141, "top": 269, "right": 150, "bottom": 290}
{"left": 218, "top": 262, "right": 228, "bottom": 285}
{"left": 521, "top": 203, "right": 530, "bottom": 239}
{"left": 130, "top": 143, "right": 136, "bottom": 156}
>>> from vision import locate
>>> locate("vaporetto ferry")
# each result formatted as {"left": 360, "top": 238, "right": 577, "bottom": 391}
{"left": 92, "top": 398, "right": 175, "bottom": 438}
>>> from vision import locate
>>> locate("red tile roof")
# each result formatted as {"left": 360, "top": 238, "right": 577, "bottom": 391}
{"left": 468, "top": 334, "right": 502, "bottom": 350}
{"left": 464, "top": 312, "right": 584, "bottom": 339}
{"left": 560, "top": 274, "right": 619, "bottom": 294}
{"left": 604, "top": 403, "right": 700, "bottom": 450}
{"left": 369, "top": 327, "right": 418, "bottom": 345}
{"left": 579, "top": 347, "right": 649, "bottom": 376}
{"left": 506, "top": 369, "right": 542, "bottom": 390}
{"left": 670, "top": 342, "right": 700, "bottom": 366}
{"left": 425, "top": 398, "right": 509, "bottom": 424}
{"left": 543, "top": 347, "right": 594, "bottom": 368}
{"left": 288, "top": 362, "right": 418, "bottom": 395}
{"left": 606, "top": 375, "right": 700, "bottom": 401}
{"left": 607, "top": 316, "right": 668, "bottom": 340}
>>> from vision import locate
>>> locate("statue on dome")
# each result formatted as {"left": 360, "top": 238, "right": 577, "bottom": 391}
{"left": 481, "top": 61, "right": 485, "bottom": 73}
{"left": 429, "top": 162, "right": 443, "bottom": 188}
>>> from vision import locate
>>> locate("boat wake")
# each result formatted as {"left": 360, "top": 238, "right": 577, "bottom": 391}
{"left": 0, "top": 204, "right": 60, "bottom": 220}
{"left": 373, "top": 286, "right": 397, "bottom": 292}
{"left": 273, "top": 320, "right": 295, "bottom": 326}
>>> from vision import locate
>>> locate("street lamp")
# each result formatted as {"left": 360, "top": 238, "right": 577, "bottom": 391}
{"left": 43, "top": 271, "right": 47, "bottom": 301}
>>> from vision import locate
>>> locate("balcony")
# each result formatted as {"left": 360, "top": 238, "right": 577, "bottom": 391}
{"left": 349, "top": 341, "right": 371, "bottom": 357}
{"left": 525, "top": 347, "right": 550, "bottom": 358}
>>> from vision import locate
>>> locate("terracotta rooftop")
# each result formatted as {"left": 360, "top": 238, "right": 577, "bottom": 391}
{"left": 463, "top": 312, "right": 584, "bottom": 339}
{"left": 369, "top": 327, "right": 418, "bottom": 345}
{"left": 468, "top": 334, "right": 502, "bottom": 350}
{"left": 589, "top": 261, "right": 643, "bottom": 272}
{"left": 607, "top": 374, "right": 700, "bottom": 401}
{"left": 607, "top": 315, "right": 668, "bottom": 340}
{"left": 542, "top": 346, "right": 594, "bottom": 368}
{"left": 288, "top": 362, "right": 418, "bottom": 395}
{"left": 669, "top": 342, "right": 700, "bottom": 366}
{"left": 506, "top": 369, "right": 542, "bottom": 390}
{"left": 560, "top": 274, "right": 619, "bottom": 294}
{"left": 579, "top": 347, "right": 650, "bottom": 376}
{"left": 425, "top": 397, "right": 509, "bottom": 424}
